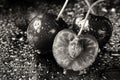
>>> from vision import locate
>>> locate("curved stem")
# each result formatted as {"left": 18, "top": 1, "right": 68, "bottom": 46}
{"left": 84, "top": 0, "right": 95, "bottom": 14}
{"left": 56, "top": 0, "right": 69, "bottom": 20}
{"left": 77, "top": 0, "right": 104, "bottom": 37}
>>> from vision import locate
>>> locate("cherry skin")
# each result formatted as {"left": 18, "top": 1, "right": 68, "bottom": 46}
{"left": 52, "top": 29, "right": 99, "bottom": 71}
{"left": 73, "top": 13, "right": 113, "bottom": 48}
{"left": 27, "top": 13, "right": 68, "bottom": 53}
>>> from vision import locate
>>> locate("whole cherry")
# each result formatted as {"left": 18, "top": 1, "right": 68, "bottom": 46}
{"left": 27, "top": 0, "right": 69, "bottom": 53}
{"left": 73, "top": 0, "right": 113, "bottom": 48}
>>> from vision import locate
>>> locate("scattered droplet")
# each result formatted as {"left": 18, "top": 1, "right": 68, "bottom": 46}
{"left": 101, "top": 7, "right": 108, "bottom": 13}
{"left": 110, "top": 8, "right": 116, "bottom": 13}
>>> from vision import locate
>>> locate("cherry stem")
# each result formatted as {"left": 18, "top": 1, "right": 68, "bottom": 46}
{"left": 56, "top": 0, "right": 69, "bottom": 20}
{"left": 84, "top": 0, "right": 95, "bottom": 14}
{"left": 77, "top": 0, "right": 104, "bottom": 37}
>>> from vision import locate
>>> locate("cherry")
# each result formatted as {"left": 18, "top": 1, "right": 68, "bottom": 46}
{"left": 73, "top": 13, "right": 112, "bottom": 48}
{"left": 27, "top": 0, "right": 69, "bottom": 53}
{"left": 27, "top": 13, "right": 68, "bottom": 53}
{"left": 52, "top": 29, "right": 99, "bottom": 71}
{"left": 73, "top": 0, "right": 113, "bottom": 48}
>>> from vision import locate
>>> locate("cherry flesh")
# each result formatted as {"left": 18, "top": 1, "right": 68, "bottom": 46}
{"left": 52, "top": 29, "right": 99, "bottom": 71}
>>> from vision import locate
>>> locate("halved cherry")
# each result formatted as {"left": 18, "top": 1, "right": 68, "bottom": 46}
{"left": 52, "top": 29, "right": 99, "bottom": 71}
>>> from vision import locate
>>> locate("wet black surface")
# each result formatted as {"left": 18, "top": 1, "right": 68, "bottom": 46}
{"left": 0, "top": 0, "right": 120, "bottom": 80}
